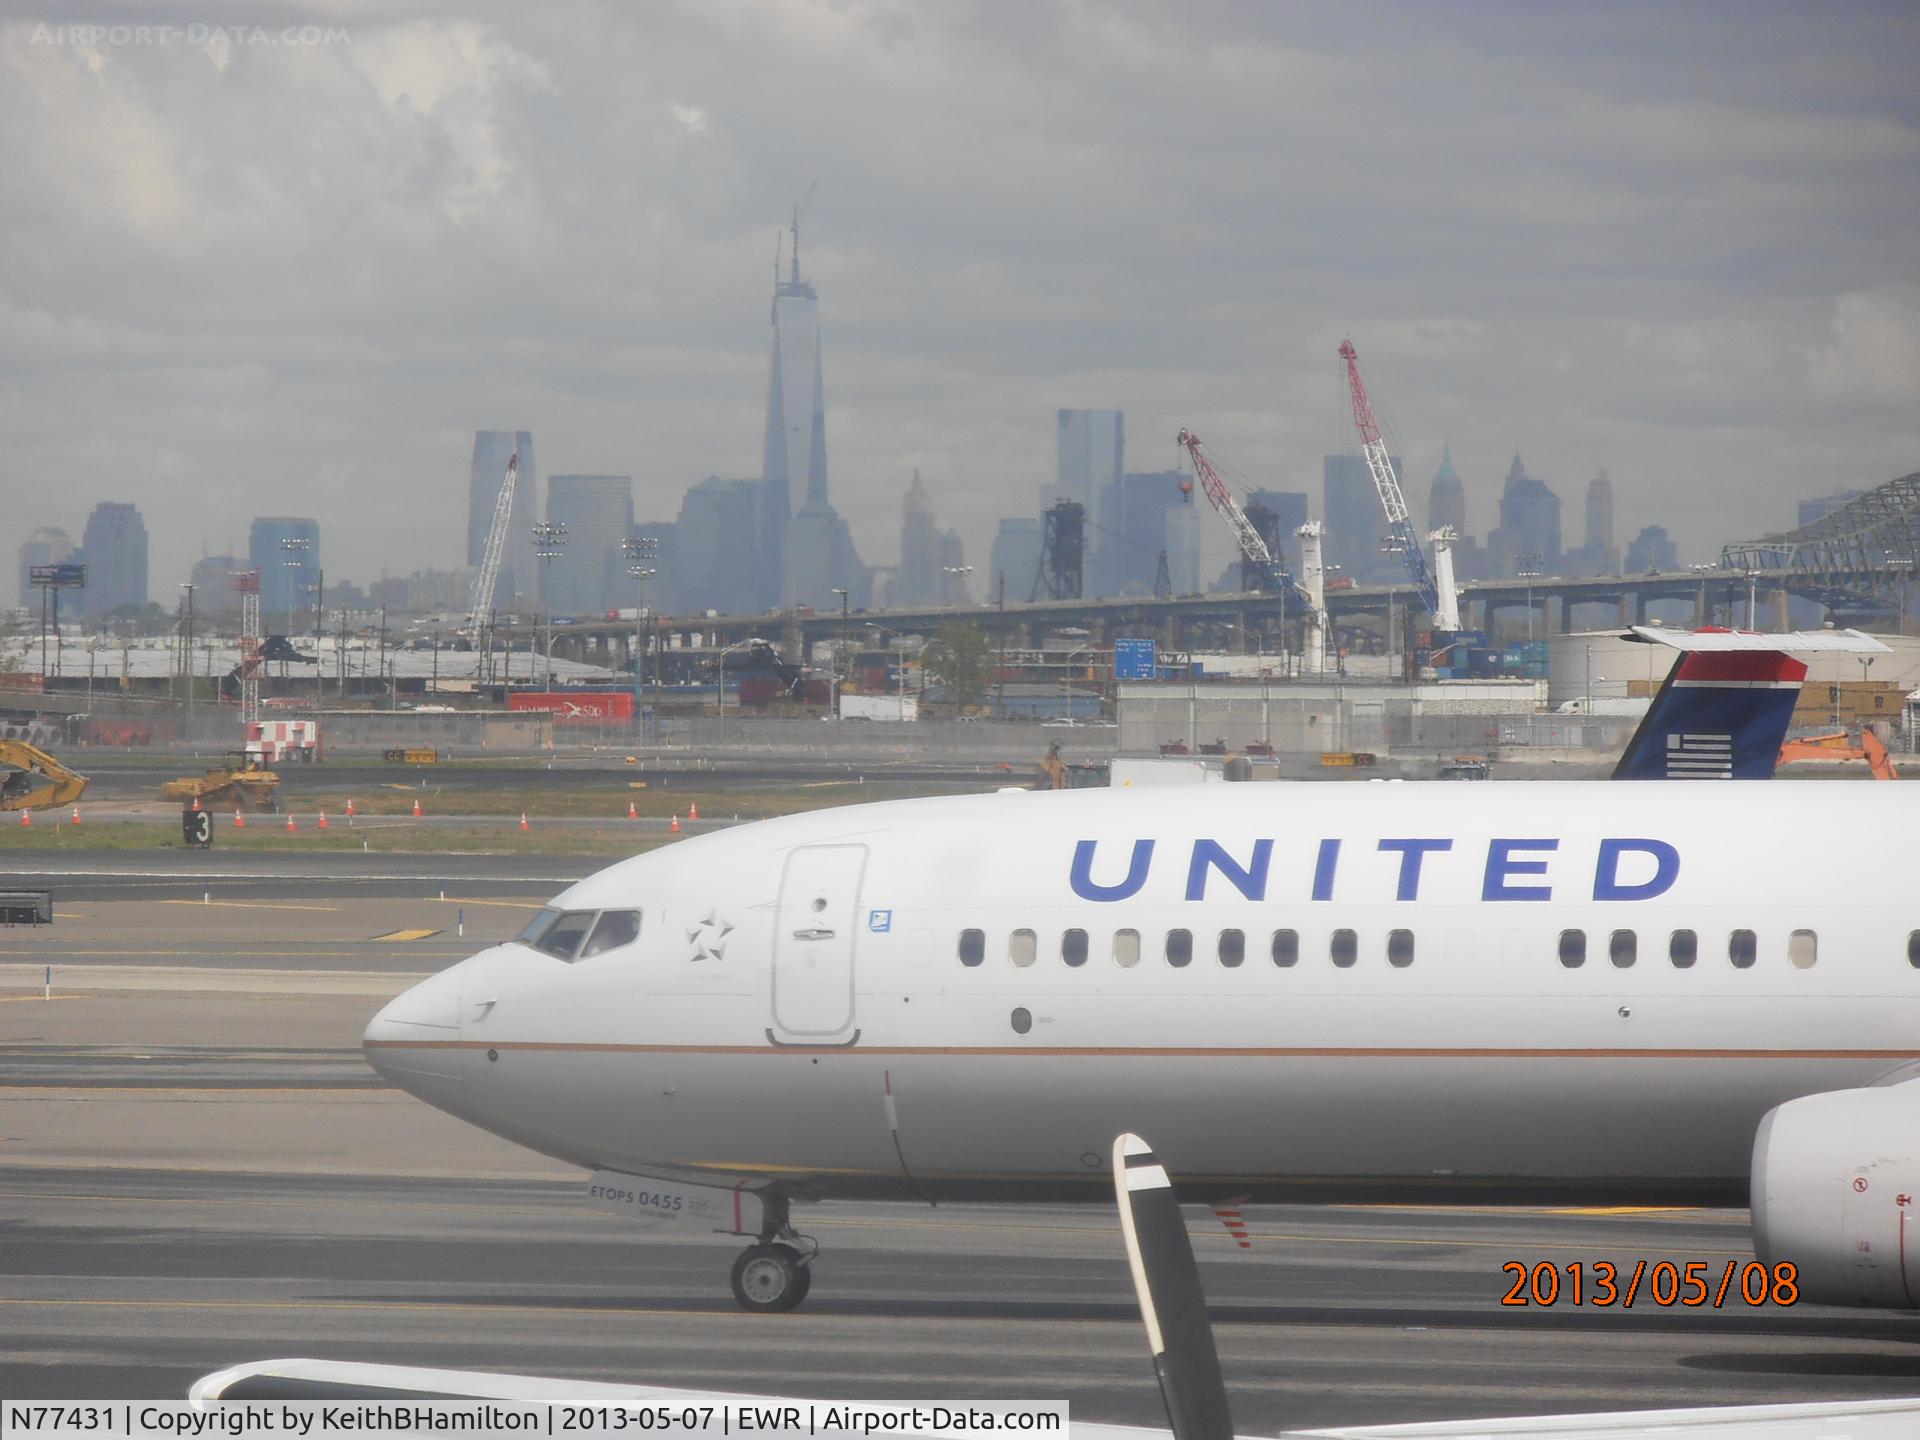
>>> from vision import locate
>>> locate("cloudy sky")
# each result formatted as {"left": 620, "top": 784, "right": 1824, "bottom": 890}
{"left": 4, "top": 0, "right": 1917, "bottom": 597}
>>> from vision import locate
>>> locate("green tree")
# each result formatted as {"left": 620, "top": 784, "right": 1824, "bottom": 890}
{"left": 921, "top": 621, "right": 992, "bottom": 710}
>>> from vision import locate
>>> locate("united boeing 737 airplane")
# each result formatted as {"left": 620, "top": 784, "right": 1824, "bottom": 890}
{"left": 363, "top": 628, "right": 1918, "bottom": 1317}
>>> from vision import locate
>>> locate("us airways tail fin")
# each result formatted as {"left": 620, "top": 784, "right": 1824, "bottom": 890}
{"left": 1612, "top": 627, "right": 1887, "bottom": 781}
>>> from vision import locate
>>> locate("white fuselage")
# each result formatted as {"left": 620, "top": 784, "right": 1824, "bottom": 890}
{"left": 363, "top": 781, "right": 1920, "bottom": 1204}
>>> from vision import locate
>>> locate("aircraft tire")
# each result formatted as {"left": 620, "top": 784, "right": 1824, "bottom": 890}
{"left": 729, "top": 1242, "right": 810, "bottom": 1313}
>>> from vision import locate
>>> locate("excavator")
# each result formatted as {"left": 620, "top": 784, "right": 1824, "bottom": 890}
{"left": 0, "top": 739, "right": 89, "bottom": 812}
{"left": 1777, "top": 727, "right": 1901, "bottom": 780}
{"left": 160, "top": 753, "right": 281, "bottom": 812}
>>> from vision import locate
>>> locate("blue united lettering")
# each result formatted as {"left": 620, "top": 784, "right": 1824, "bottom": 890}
{"left": 1068, "top": 836, "right": 1679, "bottom": 903}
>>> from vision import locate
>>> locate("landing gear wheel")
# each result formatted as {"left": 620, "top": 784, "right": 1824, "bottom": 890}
{"left": 729, "top": 1242, "right": 811, "bottom": 1313}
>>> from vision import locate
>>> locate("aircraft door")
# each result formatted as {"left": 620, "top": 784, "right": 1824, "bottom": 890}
{"left": 770, "top": 844, "right": 866, "bottom": 1041}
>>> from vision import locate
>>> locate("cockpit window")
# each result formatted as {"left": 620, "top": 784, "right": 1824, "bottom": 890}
{"left": 517, "top": 907, "right": 561, "bottom": 947}
{"left": 534, "top": 910, "right": 597, "bottom": 961}
{"left": 580, "top": 909, "right": 641, "bottom": 959}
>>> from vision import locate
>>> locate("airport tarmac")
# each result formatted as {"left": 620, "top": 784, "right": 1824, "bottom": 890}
{"left": 4, "top": 888, "right": 1920, "bottom": 1428}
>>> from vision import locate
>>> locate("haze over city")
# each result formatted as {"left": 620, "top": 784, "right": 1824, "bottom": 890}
{"left": 3, "top": 0, "right": 1917, "bottom": 603}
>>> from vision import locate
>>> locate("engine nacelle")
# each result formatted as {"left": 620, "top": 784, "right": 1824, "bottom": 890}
{"left": 1751, "top": 1083, "right": 1920, "bottom": 1308}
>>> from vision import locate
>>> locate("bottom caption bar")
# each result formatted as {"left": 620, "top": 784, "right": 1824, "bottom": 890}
{"left": 2, "top": 1405, "right": 1070, "bottom": 1440}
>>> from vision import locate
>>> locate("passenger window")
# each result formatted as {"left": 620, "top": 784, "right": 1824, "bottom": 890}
{"left": 1387, "top": 929, "right": 1414, "bottom": 968}
{"left": 1271, "top": 929, "right": 1299, "bottom": 968}
{"left": 1729, "top": 929, "right": 1757, "bottom": 969}
{"left": 958, "top": 929, "right": 985, "bottom": 966}
{"left": 534, "top": 910, "right": 596, "bottom": 960}
{"left": 579, "top": 909, "right": 641, "bottom": 958}
{"left": 1330, "top": 929, "right": 1357, "bottom": 968}
{"left": 516, "top": 907, "right": 560, "bottom": 947}
{"left": 1062, "top": 928, "right": 1089, "bottom": 967}
{"left": 1910, "top": 931, "right": 1920, "bottom": 969}
{"left": 1669, "top": 929, "right": 1697, "bottom": 969}
{"left": 1113, "top": 929, "right": 1141, "bottom": 968}
{"left": 1218, "top": 929, "right": 1245, "bottom": 967}
{"left": 1609, "top": 929, "right": 1636, "bottom": 969}
{"left": 1558, "top": 929, "right": 1586, "bottom": 968}
{"left": 1166, "top": 929, "right": 1193, "bottom": 968}
{"left": 1009, "top": 929, "right": 1037, "bottom": 967}
{"left": 1789, "top": 929, "right": 1817, "bottom": 970}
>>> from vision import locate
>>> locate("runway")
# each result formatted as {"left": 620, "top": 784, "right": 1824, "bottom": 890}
{"left": 4, "top": 889, "right": 1920, "bottom": 1428}
{"left": 2, "top": 849, "right": 591, "bottom": 900}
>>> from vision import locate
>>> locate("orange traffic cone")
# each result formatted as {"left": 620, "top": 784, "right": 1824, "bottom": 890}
{"left": 286, "top": 813, "right": 297, "bottom": 831}
{"left": 627, "top": 801, "right": 638, "bottom": 820}
{"left": 20, "top": 809, "right": 30, "bottom": 827}
{"left": 317, "top": 811, "right": 329, "bottom": 831}
{"left": 688, "top": 801, "right": 699, "bottom": 821}
{"left": 70, "top": 807, "right": 80, "bottom": 825}
{"left": 411, "top": 798, "right": 422, "bottom": 818}
{"left": 519, "top": 813, "right": 530, "bottom": 832}
{"left": 669, "top": 813, "right": 681, "bottom": 834}
{"left": 234, "top": 809, "right": 245, "bottom": 828}
{"left": 191, "top": 795, "right": 201, "bottom": 812}
{"left": 345, "top": 798, "right": 355, "bottom": 818}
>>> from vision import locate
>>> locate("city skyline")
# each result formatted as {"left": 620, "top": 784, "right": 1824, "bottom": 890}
{"left": 2, "top": 4, "right": 1914, "bottom": 602}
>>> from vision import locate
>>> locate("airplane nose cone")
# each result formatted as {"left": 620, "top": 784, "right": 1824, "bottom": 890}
{"left": 364, "top": 965, "right": 466, "bottom": 1113}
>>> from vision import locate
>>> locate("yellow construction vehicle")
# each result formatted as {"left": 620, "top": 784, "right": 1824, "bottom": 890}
{"left": 0, "top": 739, "right": 89, "bottom": 812}
{"left": 161, "top": 753, "right": 281, "bottom": 811}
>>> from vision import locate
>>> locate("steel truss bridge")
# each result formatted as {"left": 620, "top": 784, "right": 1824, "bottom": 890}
{"left": 1722, "top": 471, "right": 1920, "bottom": 613}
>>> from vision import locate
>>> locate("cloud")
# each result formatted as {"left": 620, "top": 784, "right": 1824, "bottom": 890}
{"left": 0, "top": 0, "right": 1915, "bottom": 598}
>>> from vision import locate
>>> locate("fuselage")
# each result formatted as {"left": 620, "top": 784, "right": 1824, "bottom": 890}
{"left": 363, "top": 781, "right": 1920, "bottom": 1204}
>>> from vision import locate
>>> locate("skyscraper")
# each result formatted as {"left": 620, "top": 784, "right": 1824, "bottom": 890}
{"left": 1626, "top": 525, "right": 1679, "bottom": 573}
{"left": 249, "top": 517, "right": 321, "bottom": 630}
{"left": 468, "top": 431, "right": 538, "bottom": 613}
{"left": 1428, "top": 445, "right": 1466, "bottom": 537}
{"left": 76, "top": 503, "right": 148, "bottom": 619}
{"left": 989, "top": 519, "right": 1042, "bottom": 606}
{"left": 1054, "top": 411, "right": 1125, "bottom": 594}
{"left": 187, "top": 555, "right": 246, "bottom": 618}
{"left": 1323, "top": 454, "right": 1401, "bottom": 583}
{"left": 545, "top": 475, "right": 635, "bottom": 617}
{"left": 1097, "top": 471, "right": 1193, "bottom": 596}
{"left": 675, "top": 477, "right": 768, "bottom": 615}
{"left": 1575, "top": 470, "right": 1618, "bottom": 576}
{"left": 1485, "top": 455, "right": 1562, "bottom": 576}
{"left": 17, "top": 526, "right": 74, "bottom": 608}
{"left": 763, "top": 212, "right": 862, "bottom": 610}
{"left": 896, "top": 470, "right": 941, "bottom": 606}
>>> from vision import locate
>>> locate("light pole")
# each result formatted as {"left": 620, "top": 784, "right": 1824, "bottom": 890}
{"left": 532, "top": 520, "right": 566, "bottom": 689}
{"left": 624, "top": 535, "right": 658, "bottom": 740}
{"left": 862, "top": 623, "right": 915, "bottom": 719}
{"left": 1516, "top": 556, "right": 1543, "bottom": 645}
{"left": 830, "top": 587, "right": 850, "bottom": 718}
{"left": 714, "top": 638, "right": 760, "bottom": 728}
{"left": 177, "top": 583, "right": 195, "bottom": 724}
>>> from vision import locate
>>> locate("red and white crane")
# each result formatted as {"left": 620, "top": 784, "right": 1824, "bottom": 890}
{"left": 1174, "top": 429, "right": 1287, "bottom": 595}
{"left": 467, "top": 448, "right": 519, "bottom": 684}
{"left": 1338, "top": 340, "right": 1461, "bottom": 633}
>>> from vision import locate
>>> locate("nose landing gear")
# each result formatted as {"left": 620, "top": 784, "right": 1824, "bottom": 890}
{"left": 728, "top": 1193, "right": 816, "bottom": 1313}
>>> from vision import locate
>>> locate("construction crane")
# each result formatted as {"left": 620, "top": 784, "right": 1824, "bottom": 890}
{"left": 1174, "top": 429, "right": 1289, "bottom": 596}
{"left": 467, "top": 448, "right": 518, "bottom": 686}
{"left": 1338, "top": 339, "right": 1461, "bottom": 633}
